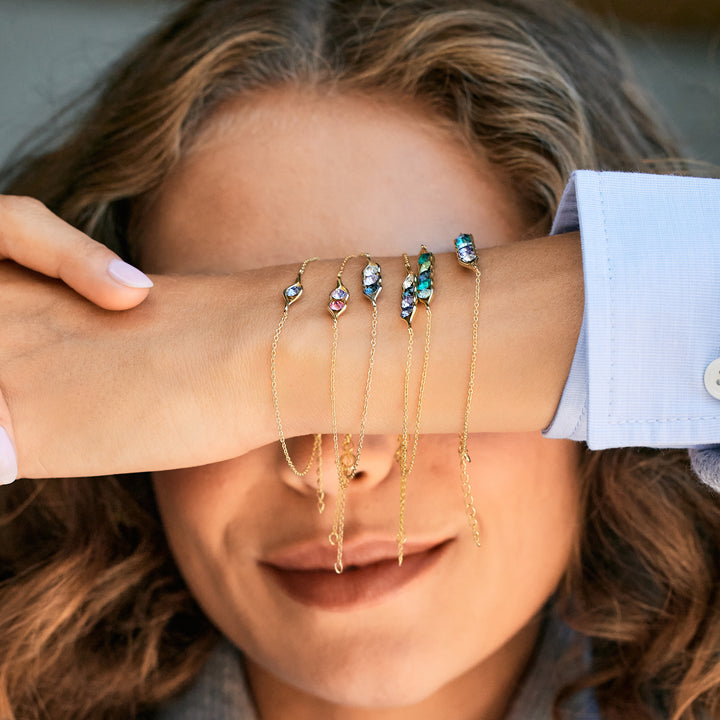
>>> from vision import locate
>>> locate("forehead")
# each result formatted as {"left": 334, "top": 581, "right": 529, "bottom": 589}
{"left": 137, "top": 88, "right": 525, "bottom": 273}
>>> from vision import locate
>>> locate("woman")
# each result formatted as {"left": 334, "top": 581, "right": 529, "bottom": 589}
{"left": 0, "top": 1, "right": 718, "bottom": 719}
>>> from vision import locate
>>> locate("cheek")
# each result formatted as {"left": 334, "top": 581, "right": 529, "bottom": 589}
{"left": 464, "top": 433, "right": 581, "bottom": 617}
{"left": 151, "top": 453, "right": 273, "bottom": 594}
{"left": 152, "top": 464, "right": 237, "bottom": 549}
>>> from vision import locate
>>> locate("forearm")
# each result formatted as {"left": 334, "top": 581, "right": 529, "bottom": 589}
{"left": 8, "top": 232, "right": 582, "bottom": 478}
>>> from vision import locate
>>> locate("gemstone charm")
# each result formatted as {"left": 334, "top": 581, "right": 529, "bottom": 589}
{"left": 455, "top": 233, "right": 478, "bottom": 267}
{"left": 417, "top": 245, "right": 435, "bottom": 304}
{"left": 400, "top": 272, "right": 418, "bottom": 325}
{"left": 328, "top": 280, "right": 350, "bottom": 318}
{"left": 283, "top": 277, "right": 304, "bottom": 308}
{"left": 362, "top": 259, "right": 382, "bottom": 304}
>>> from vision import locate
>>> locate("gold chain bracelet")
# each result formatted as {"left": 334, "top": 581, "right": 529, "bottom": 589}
{"left": 455, "top": 234, "right": 482, "bottom": 546}
{"left": 328, "top": 254, "right": 382, "bottom": 573}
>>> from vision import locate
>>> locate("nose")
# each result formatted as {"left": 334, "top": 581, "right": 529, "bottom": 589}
{"left": 277, "top": 433, "right": 400, "bottom": 498}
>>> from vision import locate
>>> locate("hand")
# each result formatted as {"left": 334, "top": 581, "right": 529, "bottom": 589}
{"left": 0, "top": 194, "right": 154, "bottom": 483}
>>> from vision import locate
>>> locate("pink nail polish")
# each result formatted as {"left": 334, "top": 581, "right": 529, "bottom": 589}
{"left": 0, "top": 427, "right": 18, "bottom": 485}
{"left": 108, "top": 259, "right": 154, "bottom": 289}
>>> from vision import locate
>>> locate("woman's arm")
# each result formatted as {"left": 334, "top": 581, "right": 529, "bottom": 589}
{"left": 0, "top": 232, "right": 583, "bottom": 479}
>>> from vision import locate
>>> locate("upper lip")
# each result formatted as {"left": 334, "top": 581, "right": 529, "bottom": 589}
{"left": 260, "top": 536, "right": 453, "bottom": 571}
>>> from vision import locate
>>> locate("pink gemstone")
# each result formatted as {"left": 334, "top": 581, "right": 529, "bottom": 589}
{"left": 329, "top": 300, "right": 346, "bottom": 312}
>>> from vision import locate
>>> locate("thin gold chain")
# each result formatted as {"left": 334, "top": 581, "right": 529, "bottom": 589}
{"left": 458, "top": 258, "right": 482, "bottom": 547}
{"left": 314, "top": 434, "right": 325, "bottom": 514}
{"left": 397, "top": 324, "right": 414, "bottom": 563}
{"left": 270, "top": 257, "right": 320, "bottom": 476}
{"left": 327, "top": 254, "right": 382, "bottom": 573}
{"left": 405, "top": 246, "right": 434, "bottom": 477}
{"left": 396, "top": 247, "right": 434, "bottom": 565}
{"left": 329, "top": 433, "right": 355, "bottom": 573}
{"left": 406, "top": 307, "right": 431, "bottom": 477}
{"left": 396, "top": 253, "right": 418, "bottom": 564}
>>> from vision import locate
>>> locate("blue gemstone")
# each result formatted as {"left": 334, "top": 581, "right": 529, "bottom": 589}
{"left": 418, "top": 271, "right": 431, "bottom": 284}
{"left": 458, "top": 246, "right": 477, "bottom": 262}
{"left": 285, "top": 284, "right": 301, "bottom": 297}
{"left": 401, "top": 307, "right": 414, "bottom": 319}
{"left": 401, "top": 296, "right": 415, "bottom": 309}
{"left": 455, "top": 233, "right": 474, "bottom": 249}
{"left": 364, "top": 283, "right": 380, "bottom": 296}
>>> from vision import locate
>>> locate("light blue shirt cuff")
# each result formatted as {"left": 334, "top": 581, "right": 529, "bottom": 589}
{"left": 544, "top": 170, "right": 720, "bottom": 449}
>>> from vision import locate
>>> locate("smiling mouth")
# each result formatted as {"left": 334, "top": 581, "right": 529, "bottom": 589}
{"left": 259, "top": 538, "right": 454, "bottom": 610}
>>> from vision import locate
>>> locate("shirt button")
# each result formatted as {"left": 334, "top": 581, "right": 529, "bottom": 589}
{"left": 704, "top": 358, "right": 720, "bottom": 400}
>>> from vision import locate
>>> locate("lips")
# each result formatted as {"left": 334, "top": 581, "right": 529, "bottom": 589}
{"left": 259, "top": 537, "right": 454, "bottom": 610}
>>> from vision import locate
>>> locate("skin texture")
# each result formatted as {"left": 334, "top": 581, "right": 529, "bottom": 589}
{"left": 148, "top": 89, "right": 582, "bottom": 720}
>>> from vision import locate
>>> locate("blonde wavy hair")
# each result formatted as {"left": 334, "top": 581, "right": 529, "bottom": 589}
{"left": 2, "top": 1, "right": 719, "bottom": 718}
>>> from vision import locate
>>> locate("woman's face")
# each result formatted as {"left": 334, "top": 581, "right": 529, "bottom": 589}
{"left": 146, "top": 89, "right": 580, "bottom": 716}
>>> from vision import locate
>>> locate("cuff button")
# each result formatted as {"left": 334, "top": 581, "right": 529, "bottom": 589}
{"left": 704, "top": 358, "right": 720, "bottom": 400}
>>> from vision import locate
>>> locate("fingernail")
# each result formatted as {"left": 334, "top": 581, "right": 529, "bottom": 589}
{"left": 108, "top": 259, "right": 154, "bottom": 289}
{"left": 0, "top": 427, "right": 18, "bottom": 485}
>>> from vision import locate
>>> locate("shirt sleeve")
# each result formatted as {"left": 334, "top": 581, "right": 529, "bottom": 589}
{"left": 543, "top": 170, "right": 720, "bottom": 450}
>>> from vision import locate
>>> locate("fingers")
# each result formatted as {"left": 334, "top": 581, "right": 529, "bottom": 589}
{"left": 0, "top": 195, "right": 153, "bottom": 311}
{"left": 0, "top": 393, "right": 18, "bottom": 485}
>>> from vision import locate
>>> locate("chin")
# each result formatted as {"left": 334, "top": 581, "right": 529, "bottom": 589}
{"left": 269, "top": 644, "right": 450, "bottom": 709}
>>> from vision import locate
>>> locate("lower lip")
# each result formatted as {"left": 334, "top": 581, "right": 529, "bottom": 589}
{"left": 260, "top": 540, "right": 452, "bottom": 611}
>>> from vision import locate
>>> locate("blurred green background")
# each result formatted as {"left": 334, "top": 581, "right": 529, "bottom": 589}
{"left": 0, "top": 0, "right": 718, "bottom": 168}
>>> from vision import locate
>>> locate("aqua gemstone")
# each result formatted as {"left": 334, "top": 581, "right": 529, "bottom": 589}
{"left": 418, "top": 288, "right": 432, "bottom": 300}
{"left": 418, "top": 278, "right": 432, "bottom": 291}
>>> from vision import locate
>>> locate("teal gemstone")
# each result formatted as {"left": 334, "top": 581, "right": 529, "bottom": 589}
{"left": 418, "top": 252, "right": 432, "bottom": 266}
{"left": 418, "top": 278, "right": 432, "bottom": 291}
